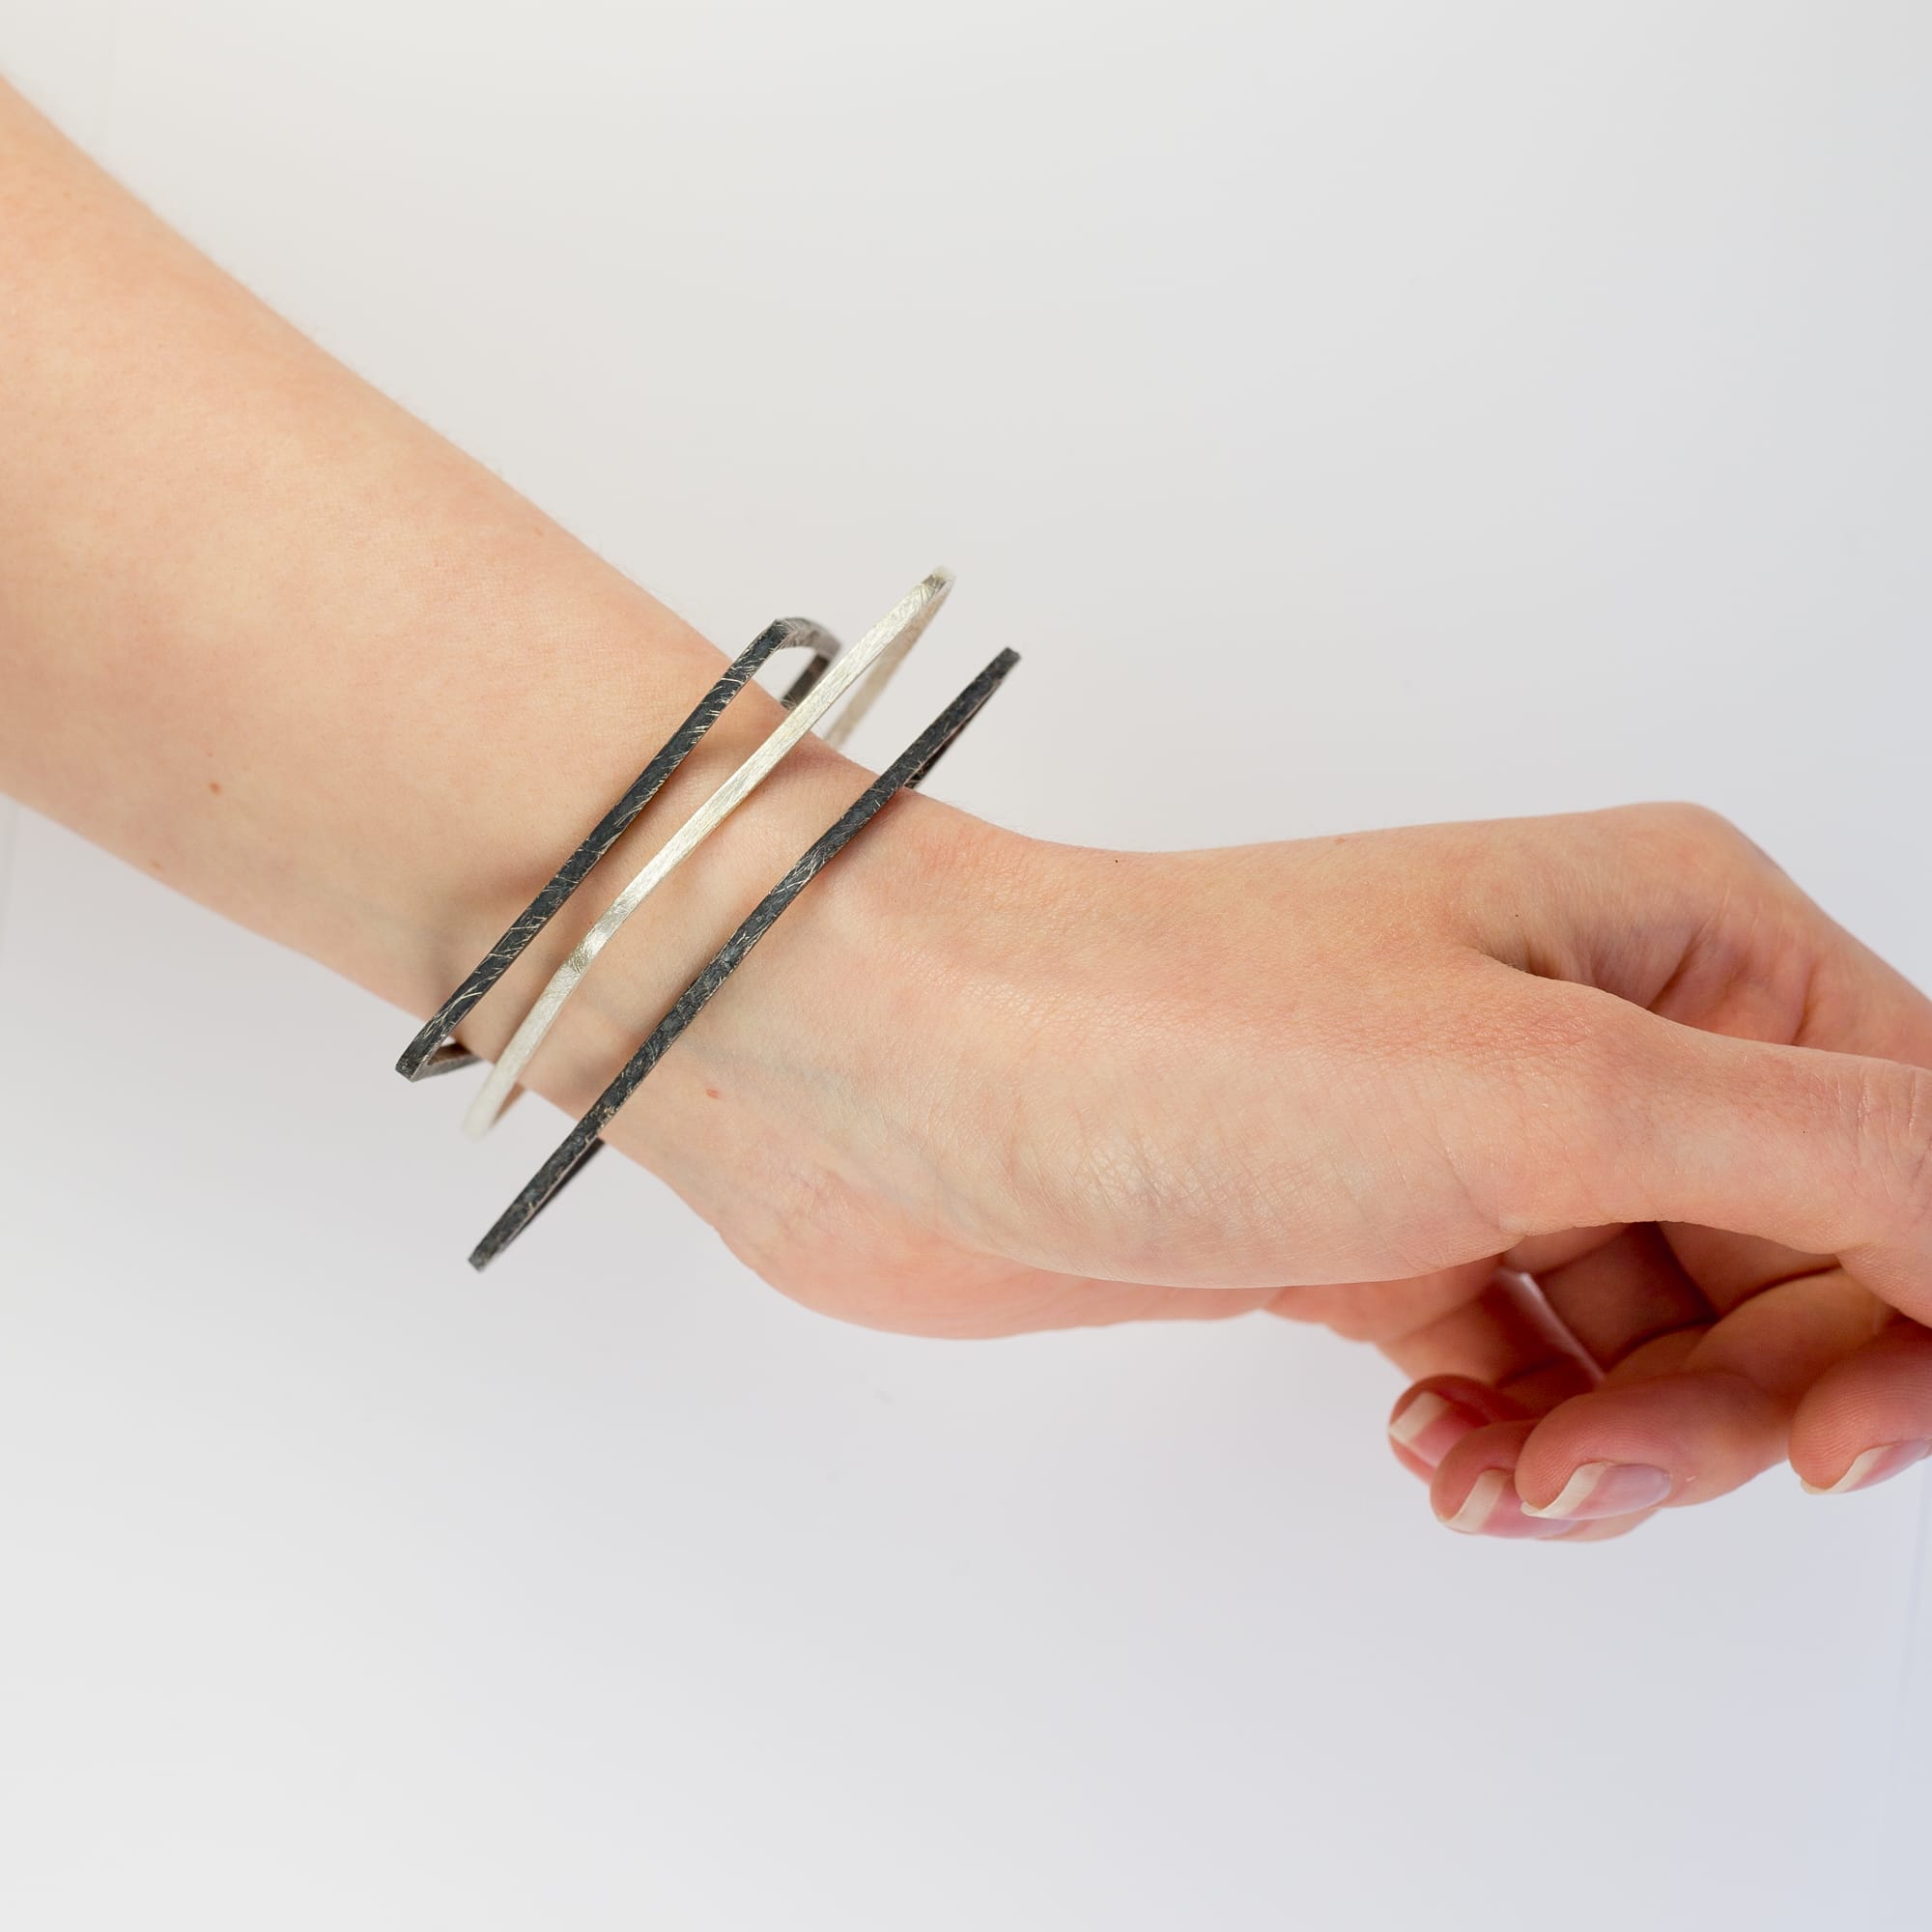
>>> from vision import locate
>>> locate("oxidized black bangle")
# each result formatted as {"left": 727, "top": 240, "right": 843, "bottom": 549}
{"left": 395, "top": 615, "right": 843, "bottom": 1082}
{"left": 467, "top": 645, "right": 1020, "bottom": 1271}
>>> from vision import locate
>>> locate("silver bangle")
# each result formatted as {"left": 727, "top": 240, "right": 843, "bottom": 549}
{"left": 458, "top": 569, "right": 953, "bottom": 1138}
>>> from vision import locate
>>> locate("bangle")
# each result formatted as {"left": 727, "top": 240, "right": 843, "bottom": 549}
{"left": 467, "top": 644, "right": 1020, "bottom": 1271}
{"left": 456, "top": 570, "right": 954, "bottom": 1138}
{"left": 395, "top": 613, "right": 845, "bottom": 1083}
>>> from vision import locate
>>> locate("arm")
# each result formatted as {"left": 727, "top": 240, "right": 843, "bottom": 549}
{"left": 0, "top": 80, "right": 892, "bottom": 1094}
{"left": 7, "top": 78, "right": 1932, "bottom": 1541}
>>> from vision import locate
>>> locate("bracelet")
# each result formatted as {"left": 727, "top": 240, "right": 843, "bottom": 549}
{"left": 466, "top": 643, "right": 1019, "bottom": 1270}
{"left": 458, "top": 570, "right": 954, "bottom": 1138}
{"left": 394, "top": 613, "right": 845, "bottom": 1083}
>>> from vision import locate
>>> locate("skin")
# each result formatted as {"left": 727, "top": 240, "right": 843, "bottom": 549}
{"left": 5, "top": 80, "right": 1932, "bottom": 1544}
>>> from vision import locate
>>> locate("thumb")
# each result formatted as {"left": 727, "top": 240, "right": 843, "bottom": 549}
{"left": 1507, "top": 981, "right": 1932, "bottom": 1321}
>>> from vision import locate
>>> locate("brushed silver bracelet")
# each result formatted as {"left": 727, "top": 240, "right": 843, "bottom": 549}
{"left": 458, "top": 570, "right": 953, "bottom": 1138}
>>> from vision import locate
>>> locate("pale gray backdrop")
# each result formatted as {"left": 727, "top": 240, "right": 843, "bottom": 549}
{"left": 2, "top": 4, "right": 1928, "bottom": 1927}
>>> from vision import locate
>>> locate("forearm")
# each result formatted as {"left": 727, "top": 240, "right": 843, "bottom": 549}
{"left": 0, "top": 81, "right": 962, "bottom": 1129}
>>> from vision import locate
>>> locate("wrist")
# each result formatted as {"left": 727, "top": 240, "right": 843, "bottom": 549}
{"left": 550, "top": 740, "right": 1037, "bottom": 1253}
{"left": 400, "top": 594, "right": 1033, "bottom": 1199}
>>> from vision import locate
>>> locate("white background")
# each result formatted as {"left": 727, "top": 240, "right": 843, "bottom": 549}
{"left": 3, "top": 4, "right": 1929, "bottom": 1926}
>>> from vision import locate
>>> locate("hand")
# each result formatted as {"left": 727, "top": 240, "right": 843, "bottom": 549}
{"left": 10, "top": 85, "right": 1925, "bottom": 1544}
{"left": 582, "top": 796, "right": 1932, "bottom": 1542}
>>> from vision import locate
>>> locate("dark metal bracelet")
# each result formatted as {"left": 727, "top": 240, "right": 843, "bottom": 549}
{"left": 468, "top": 645, "right": 1020, "bottom": 1271}
{"left": 395, "top": 616, "right": 842, "bottom": 1082}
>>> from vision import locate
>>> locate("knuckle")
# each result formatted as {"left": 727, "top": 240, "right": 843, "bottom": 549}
{"left": 1599, "top": 804, "right": 1801, "bottom": 970}
{"left": 1619, "top": 800, "right": 1762, "bottom": 871}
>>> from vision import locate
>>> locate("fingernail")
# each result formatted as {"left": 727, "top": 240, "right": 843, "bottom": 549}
{"left": 1388, "top": 1390, "right": 1487, "bottom": 1469}
{"left": 1801, "top": 1438, "right": 1932, "bottom": 1496}
{"left": 1520, "top": 1461, "right": 1673, "bottom": 1520}
{"left": 1435, "top": 1468, "right": 1573, "bottom": 1540}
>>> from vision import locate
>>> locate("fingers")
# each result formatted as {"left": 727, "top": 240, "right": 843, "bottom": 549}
{"left": 1382, "top": 1282, "right": 1591, "bottom": 1484}
{"left": 1789, "top": 1320, "right": 1932, "bottom": 1494}
{"left": 1386, "top": 1377, "right": 1521, "bottom": 1481}
{"left": 1511, "top": 1373, "right": 1776, "bottom": 1520}
{"left": 1502, "top": 980, "right": 1932, "bottom": 1324}
{"left": 1383, "top": 804, "right": 1932, "bottom": 1538}
{"left": 1513, "top": 1268, "right": 1888, "bottom": 1521}
{"left": 1380, "top": 1269, "right": 1596, "bottom": 1476}
{"left": 1384, "top": 1246, "right": 1913, "bottom": 1541}
{"left": 1476, "top": 806, "right": 1932, "bottom": 1473}
{"left": 1430, "top": 1421, "right": 1585, "bottom": 1540}
{"left": 1379, "top": 1271, "right": 1621, "bottom": 1539}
